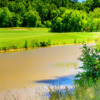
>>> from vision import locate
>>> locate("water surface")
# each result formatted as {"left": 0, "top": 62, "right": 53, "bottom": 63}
{"left": 0, "top": 45, "right": 84, "bottom": 91}
{"left": 0, "top": 44, "right": 94, "bottom": 99}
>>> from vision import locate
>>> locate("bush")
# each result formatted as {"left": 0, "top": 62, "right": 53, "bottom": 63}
{"left": 24, "top": 40, "right": 28, "bottom": 49}
{"left": 40, "top": 40, "right": 51, "bottom": 46}
{"left": 75, "top": 44, "right": 100, "bottom": 86}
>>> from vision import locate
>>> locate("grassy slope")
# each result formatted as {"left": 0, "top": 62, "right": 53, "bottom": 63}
{"left": 0, "top": 27, "right": 100, "bottom": 50}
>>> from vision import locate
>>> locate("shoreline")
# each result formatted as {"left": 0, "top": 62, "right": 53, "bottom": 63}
{"left": 0, "top": 41, "right": 95, "bottom": 53}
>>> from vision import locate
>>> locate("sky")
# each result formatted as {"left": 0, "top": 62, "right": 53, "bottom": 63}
{"left": 78, "top": 0, "right": 86, "bottom": 3}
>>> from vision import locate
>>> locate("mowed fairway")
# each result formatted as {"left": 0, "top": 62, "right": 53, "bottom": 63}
{"left": 0, "top": 28, "right": 100, "bottom": 51}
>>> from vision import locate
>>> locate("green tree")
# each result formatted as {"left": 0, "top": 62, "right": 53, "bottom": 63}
{"left": 0, "top": 0, "right": 8, "bottom": 6}
{"left": 89, "top": 8, "right": 100, "bottom": 18}
{"left": 85, "top": 0, "right": 100, "bottom": 11}
{"left": 24, "top": 10, "right": 41, "bottom": 27}
{"left": 11, "top": 13, "right": 22, "bottom": 27}
{"left": 51, "top": 9, "right": 91, "bottom": 32}
{"left": 0, "top": 7, "right": 12, "bottom": 27}
{"left": 8, "top": 1, "right": 16, "bottom": 12}
{"left": 15, "top": 2, "right": 26, "bottom": 16}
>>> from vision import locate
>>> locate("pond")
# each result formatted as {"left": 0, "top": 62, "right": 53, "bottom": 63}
{"left": 0, "top": 44, "right": 94, "bottom": 100}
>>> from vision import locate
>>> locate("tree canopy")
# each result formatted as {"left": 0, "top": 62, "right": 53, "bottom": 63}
{"left": 0, "top": 0, "right": 100, "bottom": 32}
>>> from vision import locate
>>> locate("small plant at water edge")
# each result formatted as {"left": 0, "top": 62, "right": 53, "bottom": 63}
{"left": 24, "top": 40, "right": 28, "bottom": 49}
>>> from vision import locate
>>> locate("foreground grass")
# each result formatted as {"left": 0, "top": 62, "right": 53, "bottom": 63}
{"left": 48, "top": 80, "right": 100, "bottom": 100}
{"left": 0, "top": 27, "right": 100, "bottom": 51}
{"left": 2, "top": 81, "right": 100, "bottom": 100}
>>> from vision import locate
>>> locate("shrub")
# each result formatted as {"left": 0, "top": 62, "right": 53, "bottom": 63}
{"left": 40, "top": 40, "right": 51, "bottom": 47}
{"left": 75, "top": 44, "right": 100, "bottom": 86}
{"left": 24, "top": 40, "right": 28, "bottom": 49}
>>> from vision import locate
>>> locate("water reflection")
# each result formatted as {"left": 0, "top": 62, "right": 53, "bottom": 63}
{"left": 35, "top": 75, "right": 75, "bottom": 86}
{"left": 54, "top": 62, "right": 78, "bottom": 69}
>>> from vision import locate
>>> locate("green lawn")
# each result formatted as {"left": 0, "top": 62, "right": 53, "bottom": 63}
{"left": 0, "top": 27, "right": 100, "bottom": 51}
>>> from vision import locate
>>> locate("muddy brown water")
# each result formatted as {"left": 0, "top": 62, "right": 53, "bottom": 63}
{"left": 0, "top": 44, "right": 94, "bottom": 100}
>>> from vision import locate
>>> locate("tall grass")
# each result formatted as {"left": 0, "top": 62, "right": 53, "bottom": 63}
{"left": 1, "top": 81, "right": 100, "bottom": 100}
{"left": 96, "top": 37, "right": 100, "bottom": 51}
{"left": 0, "top": 40, "right": 51, "bottom": 51}
{"left": 48, "top": 79, "right": 100, "bottom": 100}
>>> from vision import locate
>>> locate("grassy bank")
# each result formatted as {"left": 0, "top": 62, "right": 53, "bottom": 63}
{"left": 0, "top": 27, "right": 100, "bottom": 51}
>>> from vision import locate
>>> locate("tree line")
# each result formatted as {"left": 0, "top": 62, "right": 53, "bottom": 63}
{"left": 0, "top": 0, "right": 100, "bottom": 32}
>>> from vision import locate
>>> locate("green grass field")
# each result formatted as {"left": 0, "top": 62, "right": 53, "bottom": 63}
{"left": 0, "top": 27, "right": 100, "bottom": 51}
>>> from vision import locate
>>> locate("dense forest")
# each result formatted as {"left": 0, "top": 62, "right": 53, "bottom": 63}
{"left": 0, "top": 0, "right": 100, "bottom": 32}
